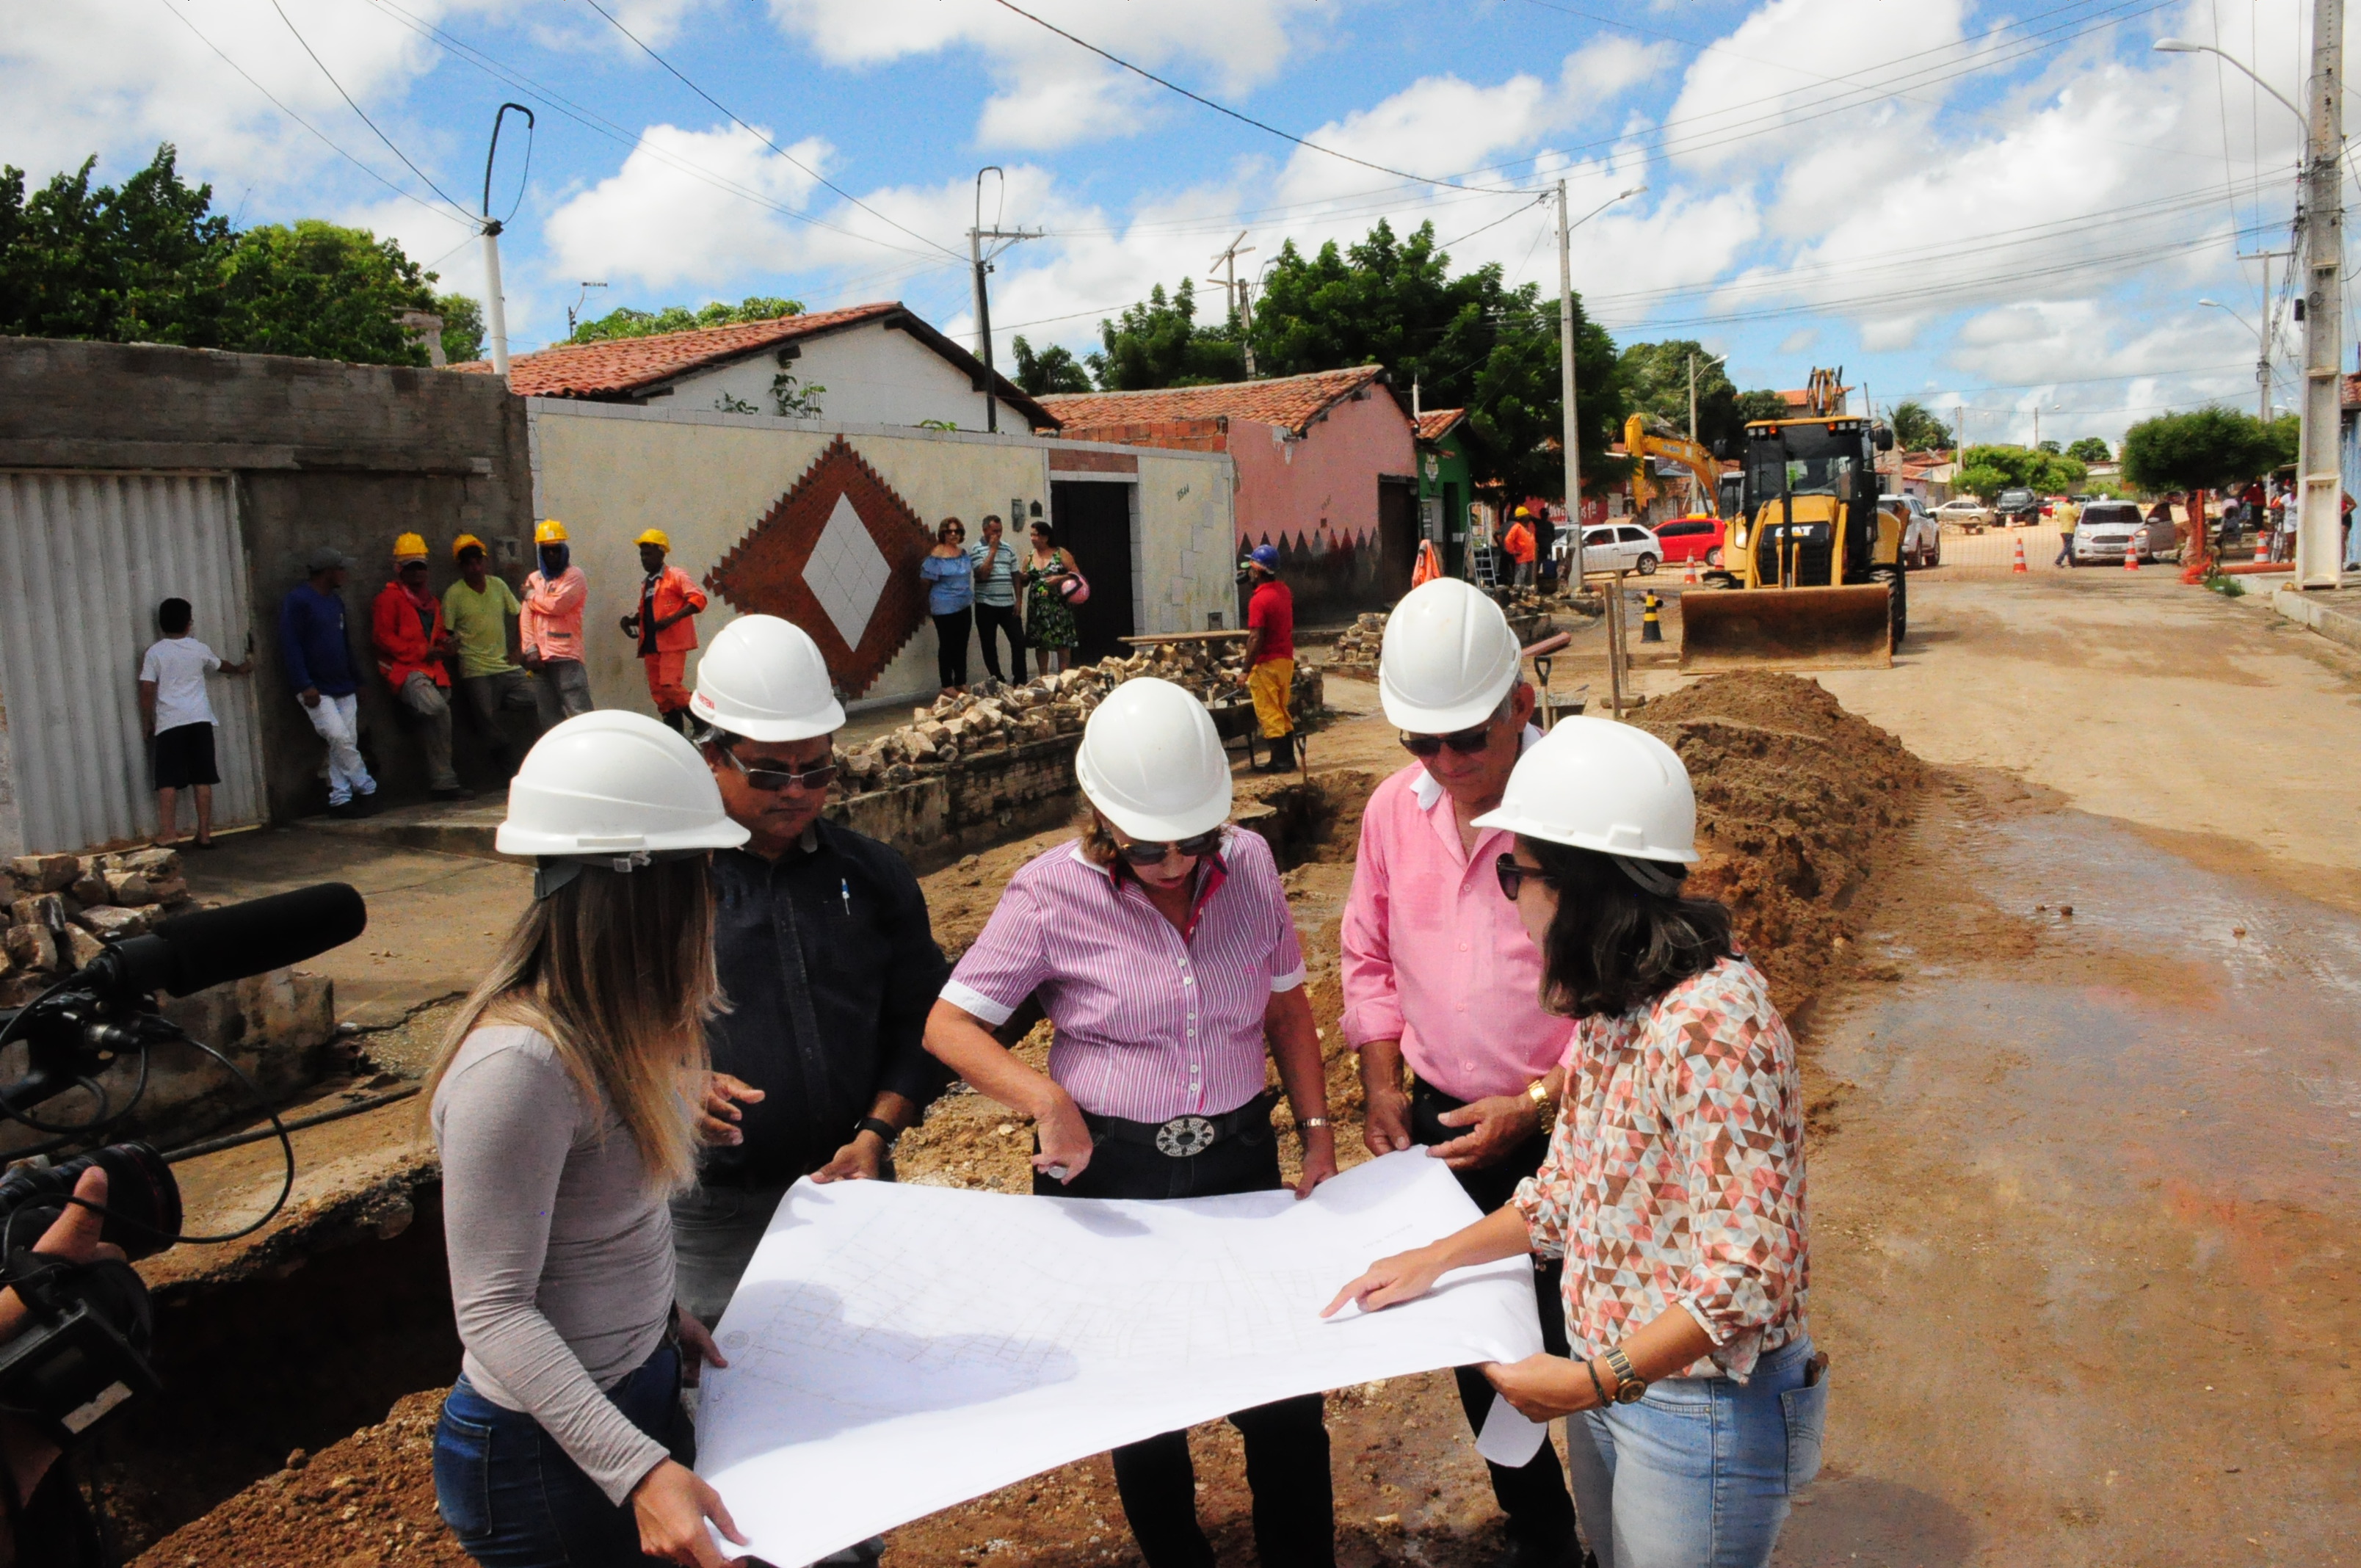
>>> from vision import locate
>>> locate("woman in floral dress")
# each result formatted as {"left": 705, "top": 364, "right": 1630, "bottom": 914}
{"left": 1020, "top": 520, "right": 1081, "bottom": 674}
{"left": 1330, "top": 716, "right": 1822, "bottom": 1568}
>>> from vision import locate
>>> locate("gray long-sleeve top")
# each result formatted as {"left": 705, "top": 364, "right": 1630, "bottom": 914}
{"left": 432, "top": 1024, "right": 674, "bottom": 1503}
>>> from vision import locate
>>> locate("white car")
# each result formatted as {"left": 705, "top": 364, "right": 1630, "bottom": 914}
{"left": 1559, "top": 523, "right": 1663, "bottom": 576}
{"left": 1884, "top": 496, "right": 1943, "bottom": 568}
{"left": 1933, "top": 498, "right": 1992, "bottom": 530}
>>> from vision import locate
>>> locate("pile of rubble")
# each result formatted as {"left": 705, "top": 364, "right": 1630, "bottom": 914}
{"left": 1331, "top": 612, "right": 1388, "bottom": 669}
{"left": 835, "top": 645, "right": 1253, "bottom": 794}
{"left": 4, "top": 847, "right": 199, "bottom": 1003}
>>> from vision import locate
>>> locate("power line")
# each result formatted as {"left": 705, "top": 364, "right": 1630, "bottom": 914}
{"left": 1437, "top": 194, "right": 1553, "bottom": 251}
{"left": 984, "top": 0, "right": 1526, "bottom": 194}
{"left": 576, "top": 0, "right": 965, "bottom": 259}
{"left": 154, "top": 0, "right": 469, "bottom": 232}
{"left": 266, "top": 0, "right": 474, "bottom": 222}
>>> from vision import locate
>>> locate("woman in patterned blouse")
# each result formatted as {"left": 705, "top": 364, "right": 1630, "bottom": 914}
{"left": 1329, "top": 717, "right": 1823, "bottom": 1568}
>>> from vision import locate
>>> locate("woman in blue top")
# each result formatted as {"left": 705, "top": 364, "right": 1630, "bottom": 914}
{"left": 921, "top": 517, "right": 977, "bottom": 694}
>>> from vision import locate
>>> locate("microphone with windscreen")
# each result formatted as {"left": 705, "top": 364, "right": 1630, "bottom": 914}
{"left": 95, "top": 883, "right": 369, "bottom": 997}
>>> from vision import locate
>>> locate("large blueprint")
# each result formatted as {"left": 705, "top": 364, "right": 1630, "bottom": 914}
{"left": 697, "top": 1150, "right": 1548, "bottom": 1566}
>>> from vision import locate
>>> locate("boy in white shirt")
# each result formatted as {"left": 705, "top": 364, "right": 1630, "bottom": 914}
{"left": 138, "top": 598, "right": 253, "bottom": 848}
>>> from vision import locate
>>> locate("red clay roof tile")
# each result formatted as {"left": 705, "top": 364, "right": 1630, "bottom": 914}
{"left": 1036, "top": 366, "right": 1393, "bottom": 438}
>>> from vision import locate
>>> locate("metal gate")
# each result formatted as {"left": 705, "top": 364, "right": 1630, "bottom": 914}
{"left": 0, "top": 471, "right": 268, "bottom": 856}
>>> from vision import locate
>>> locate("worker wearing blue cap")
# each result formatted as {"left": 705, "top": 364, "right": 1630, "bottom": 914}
{"left": 1242, "top": 543, "right": 1297, "bottom": 772}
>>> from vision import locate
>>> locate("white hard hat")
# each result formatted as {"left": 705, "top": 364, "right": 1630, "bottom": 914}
{"left": 1379, "top": 578, "right": 1523, "bottom": 733}
{"left": 1471, "top": 716, "right": 1700, "bottom": 865}
{"left": 498, "top": 711, "right": 751, "bottom": 863}
{"left": 689, "top": 614, "right": 845, "bottom": 742}
{"left": 1074, "top": 678, "right": 1233, "bottom": 841}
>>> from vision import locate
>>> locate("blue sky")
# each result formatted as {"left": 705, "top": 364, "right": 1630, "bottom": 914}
{"left": 9, "top": 0, "right": 2346, "bottom": 444}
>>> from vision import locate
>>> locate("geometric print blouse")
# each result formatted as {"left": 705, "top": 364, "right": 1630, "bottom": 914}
{"left": 1512, "top": 956, "right": 1809, "bottom": 1382}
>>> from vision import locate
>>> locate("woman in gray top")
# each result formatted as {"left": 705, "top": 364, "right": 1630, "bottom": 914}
{"left": 429, "top": 710, "right": 753, "bottom": 1567}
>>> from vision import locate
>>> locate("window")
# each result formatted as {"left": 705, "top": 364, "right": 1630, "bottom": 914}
{"left": 1617, "top": 526, "right": 1652, "bottom": 543}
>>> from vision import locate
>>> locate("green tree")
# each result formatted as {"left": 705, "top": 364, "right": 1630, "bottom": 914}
{"left": 1951, "top": 443, "right": 2086, "bottom": 497}
{"left": 2119, "top": 407, "right": 2282, "bottom": 494}
{"left": 1736, "top": 389, "right": 1791, "bottom": 424}
{"left": 1246, "top": 219, "right": 1623, "bottom": 501}
{"left": 0, "top": 145, "right": 235, "bottom": 345}
{"left": 1010, "top": 333, "right": 1091, "bottom": 394}
{"left": 2263, "top": 412, "right": 2299, "bottom": 468}
{"left": 435, "top": 291, "right": 484, "bottom": 364}
{"left": 567, "top": 295, "right": 802, "bottom": 344}
{"left": 216, "top": 220, "right": 437, "bottom": 366}
{"left": 1888, "top": 400, "right": 1954, "bottom": 452}
{"left": 1955, "top": 462, "right": 2012, "bottom": 500}
{"left": 1087, "top": 278, "right": 1244, "bottom": 388}
{"left": 2065, "top": 436, "right": 2112, "bottom": 464}
{"left": 1617, "top": 340, "right": 1772, "bottom": 456}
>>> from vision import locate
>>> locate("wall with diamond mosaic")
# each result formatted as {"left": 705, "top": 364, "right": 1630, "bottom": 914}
{"left": 527, "top": 402, "right": 1235, "bottom": 711}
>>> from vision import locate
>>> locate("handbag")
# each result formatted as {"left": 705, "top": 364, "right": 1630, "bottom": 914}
{"left": 1056, "top": 557, "right": 1090, "bottom": 605}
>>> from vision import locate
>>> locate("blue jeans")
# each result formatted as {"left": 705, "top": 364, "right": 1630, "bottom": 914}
{"left": 1563, "top": 1334, "right": 1827, "bottom": 1568}
{"left": 433, "top": 1343, "right": 693, "bottom": 1567}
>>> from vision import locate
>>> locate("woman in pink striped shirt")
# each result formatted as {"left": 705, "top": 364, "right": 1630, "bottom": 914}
{"left": 926, "top": 679, "right": 1338, "bottom": 1568}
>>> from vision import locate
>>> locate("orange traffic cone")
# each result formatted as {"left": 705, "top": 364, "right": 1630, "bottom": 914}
{"left": 2122, "top": 537, "right": 2139, "bottom": 573}
{"left": 1683, "top": 554, "right": 1700, "bottom": 584}
{"left": 2255, "top": 526, "right": 2271, "bottom": 564}
{"left": 2012, "top": 534, "right": 2028, "bottom": 574}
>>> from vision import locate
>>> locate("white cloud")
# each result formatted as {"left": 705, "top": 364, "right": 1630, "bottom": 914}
{"left": 1562, "top": 36, "right": 1679, "bottom": 101}
{"left": 543, "top": 124, "right": 835, "bottom": 292}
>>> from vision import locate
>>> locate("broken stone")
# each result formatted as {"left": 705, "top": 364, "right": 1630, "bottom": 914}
{"left": 62, "top": 926, "right": 105, "bottom": 969}
{"left": 5, "top": 854, "right": 78, "bottom": 894}
{"left": 904, "top": 733, "right": 939, "bottom": 762}
{"left": 5, "top": 924, "right": 57, "bottom": 973}
{"left": 105, "top": 846, "right": 180, "bottom": 878}
{"left": 76, "top": 905, "right": 150, "bottom": 940}
{"left": 148, "top": 875, "right": 192, "bottom": 907}
{"left": 10, "top": 893, "right": 68, "bottom": 932}
{"left": 70, "top": 869, "right": 108, "bottom": 907}
{"left": 102, "top": 870, "right": 157, "bottom": 907}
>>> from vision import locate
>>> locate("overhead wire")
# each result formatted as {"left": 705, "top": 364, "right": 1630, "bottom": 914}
{"left": 266, "top": 0, "right": 476, "bottom": 223}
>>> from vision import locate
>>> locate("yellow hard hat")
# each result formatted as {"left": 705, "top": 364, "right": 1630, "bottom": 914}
{"left": 634, "top": 529, "right": 671, "bottom": 550}
{"left": 534, "top": 518, "right": 569, "bottom": 545}
{"left": 451, "top": 532, "right": 486, "bottom": 562}
{"left": 393, "top": 531, "right": 429, "bottom": 562}
{"left": 1513, "top": 506, "right": 1533, "bottom": 518}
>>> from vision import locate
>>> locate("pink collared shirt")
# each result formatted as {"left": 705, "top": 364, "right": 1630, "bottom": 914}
{"left": 1339, "top": 751, "right": 1574, "bottom": 1103}
{"left": 943, "top": 828, "right": 1307, "bottom": 1123}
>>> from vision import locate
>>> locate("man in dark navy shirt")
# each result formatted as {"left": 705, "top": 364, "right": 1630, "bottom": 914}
{"left": 276, "top": 546, "right": 378, "bottom": 813}
{"left": 671, "top": 614, "right": 949, "bottom": 1328}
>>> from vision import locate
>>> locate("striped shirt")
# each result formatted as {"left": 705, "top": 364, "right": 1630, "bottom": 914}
{"left": 942, "top": 828, "right": 1308, "bottom": 1122}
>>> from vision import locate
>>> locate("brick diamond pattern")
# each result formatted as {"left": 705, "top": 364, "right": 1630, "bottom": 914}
{"left": 705, "top": 437, "right": 932, "bottom": 697}
{"left": 1513, "top": 957, "right": 1809, "bottom": 1381}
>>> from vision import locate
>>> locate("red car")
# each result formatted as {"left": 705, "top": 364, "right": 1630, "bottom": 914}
{"left": 1652, "top": 515, "right": 1728, "bottom": 567}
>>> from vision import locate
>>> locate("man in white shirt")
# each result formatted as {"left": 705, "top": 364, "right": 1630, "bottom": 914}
{"left": 138, "top": 597, "right": 253, "bottom": 848}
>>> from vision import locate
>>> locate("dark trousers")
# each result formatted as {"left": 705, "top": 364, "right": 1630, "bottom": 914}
{"left": 1412, "top": 1078, "right": 1579, "bottom": 1556}
{"left": 974, "top": 600, "right": 1024, "bottom": 683}
{"left": 433, "top": 1342, "right": 692, "bottom": 1567}
{"left": 1035, "top": 1122, "right": 1335, "bottom": 1568}
{"left": 933, "top": 606, "right": 973, "bottom": 688}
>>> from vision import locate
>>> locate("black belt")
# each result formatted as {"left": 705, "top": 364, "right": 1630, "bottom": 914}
{"left": 1082, "top": 1089, "right": 1278, "bottom": 1158}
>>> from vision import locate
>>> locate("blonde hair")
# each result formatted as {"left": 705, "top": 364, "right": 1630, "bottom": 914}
{"left": 425, "top": 857, "right": 723, "bottom": 1192}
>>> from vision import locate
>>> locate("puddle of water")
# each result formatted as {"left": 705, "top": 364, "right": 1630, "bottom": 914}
{"left": 1827, "top": 810, "right": 2361, "bottom": 1214}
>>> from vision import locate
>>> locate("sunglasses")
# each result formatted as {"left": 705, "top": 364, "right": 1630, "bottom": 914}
{"left": 1494, "top": 857, "right": 1558, "bottom": 901}
{"left": 723, "top": 748, "right": 838, "bottom": 794}
{"left": 1116, "top": 829, "right": 1225, "bottom": 865}
{"left": 1400, "top": 718, "right": 1498, "bottom": 759}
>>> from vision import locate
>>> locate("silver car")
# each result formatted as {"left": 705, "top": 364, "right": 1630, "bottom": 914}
{"left": 2070, "top": 500, "right": 2175, "bottom": 565}
{"left": 1884, "top": 495, "right": 1941, "bottom": 567}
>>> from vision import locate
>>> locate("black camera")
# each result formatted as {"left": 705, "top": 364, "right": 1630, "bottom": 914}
{"left": 0, "top": 1144, "right": 179, "bottom": 1447}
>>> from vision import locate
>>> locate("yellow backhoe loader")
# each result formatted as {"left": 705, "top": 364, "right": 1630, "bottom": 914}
{"left": 1678, "top": 410, "right": 1905, "bottom": 672}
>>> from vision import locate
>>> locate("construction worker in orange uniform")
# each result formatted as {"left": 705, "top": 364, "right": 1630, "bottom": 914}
{"left": 622, "top": 529, "right": 707, "bottom": 733}
{"left": 1502, "top": 507, "right": 1539, "bottom": 589}
{"left": 371, "top": 532, "right": 473, "bottom": 799}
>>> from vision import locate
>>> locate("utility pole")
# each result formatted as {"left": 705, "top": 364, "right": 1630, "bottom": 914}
{"left": 479, "top": 104, "right": 532, "bottom": 382}
{"left": 566, "top": 282, "right": 607, "bottom": 338}
{"left": 2296, "top": 0, "right": 2346, "bottom": 587}
{"left": 968, "top": 167, "right": 1040, "bottom": 435}
{"left": 1557, "top": 180, "right": 1584, "bottom": 588}
{"left": 1210, "top": 231, "right": 1257, "bottom": 377}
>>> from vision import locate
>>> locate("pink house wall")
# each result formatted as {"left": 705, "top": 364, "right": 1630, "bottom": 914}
{"left": 1227, "top": 392, "right": 1416, "bottom": 550}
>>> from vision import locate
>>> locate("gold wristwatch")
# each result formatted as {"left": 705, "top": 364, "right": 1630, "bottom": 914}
{"left": 1525, "top": 1078, "right": 1556, "bottom": 1117}
{"left": 1603, "top": 1345, "right": 1647, "bottom": 1404}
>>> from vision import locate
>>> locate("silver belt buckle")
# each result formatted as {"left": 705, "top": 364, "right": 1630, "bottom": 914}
{"left": 1154, "top": 1115, "right": 1218, "bottom": 1158}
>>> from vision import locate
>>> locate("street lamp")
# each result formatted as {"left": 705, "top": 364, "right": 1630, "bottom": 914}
{"left": 2198, "top": 297, "right": 2275, "bottom": 421}
{"left": 2153, "top": 39, "right": 2305, "bottom": 127}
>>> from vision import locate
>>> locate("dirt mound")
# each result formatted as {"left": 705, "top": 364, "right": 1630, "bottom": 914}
{"left": 131, "top": 1390, "right": 464, "bottom": 1568}
{"left": 1633, "top": 672, "right": 1928, "bottom": 1017}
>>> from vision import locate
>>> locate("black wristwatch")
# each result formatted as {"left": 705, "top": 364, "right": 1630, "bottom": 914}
{"left": 855, "top": 1116, "right": 901, "bottom": 1150}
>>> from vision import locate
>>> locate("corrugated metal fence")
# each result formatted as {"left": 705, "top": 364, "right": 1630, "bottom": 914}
{"left": 0, "top": 471, "right": 268, "bottom": 856}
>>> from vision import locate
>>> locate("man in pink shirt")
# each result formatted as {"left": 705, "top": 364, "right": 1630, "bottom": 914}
{"left": 521, "top": 518, "right": 595, "bottom": 727}
{"left": 1341, "top": 578, "right": 1579, "bottom": 1568}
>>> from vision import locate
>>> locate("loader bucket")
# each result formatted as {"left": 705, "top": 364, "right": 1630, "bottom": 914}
{"left": 1678, "top": 584, "right": 1893, "bottom": 672}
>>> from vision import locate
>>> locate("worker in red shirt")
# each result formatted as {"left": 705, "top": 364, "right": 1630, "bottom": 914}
{"left": 621, "top": 529, "right": 708, "bottom": 733}
{"left": 371, "top": 531, "right": 471, "bottom": 799}
{"left": 1244, "top": 543, "right": 1297, "bottom": 772}
{"left": 1502, "top": 507, "right": 1539, "bottom": 588}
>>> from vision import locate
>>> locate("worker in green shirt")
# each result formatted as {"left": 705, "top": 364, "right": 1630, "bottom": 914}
{"left": 443, "top": 534, "right": 543, "bottom": 761}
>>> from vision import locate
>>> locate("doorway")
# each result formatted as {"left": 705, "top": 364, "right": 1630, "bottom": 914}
{"left": 1049, "top": 480, "right": 1136, "bottom": 663}
{"left": 1378, "top": 476, "right": 1418, "bottom": 600}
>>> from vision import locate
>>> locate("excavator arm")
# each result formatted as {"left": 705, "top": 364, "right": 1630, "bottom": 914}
{"left": 1622, "top": 413, "right": 1725, "bottom": 514}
